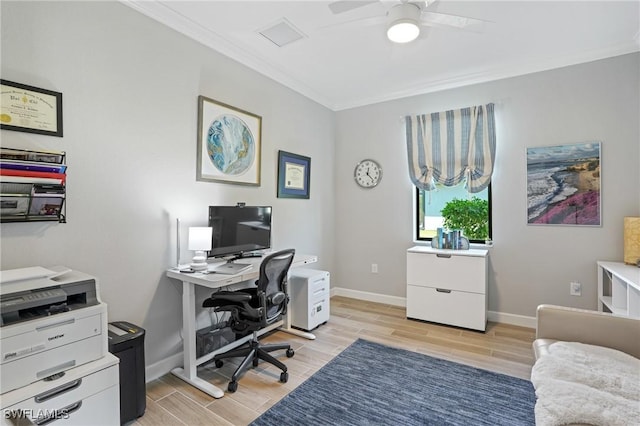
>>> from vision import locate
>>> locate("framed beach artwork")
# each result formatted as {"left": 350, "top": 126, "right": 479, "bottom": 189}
{"left": 526, "top": 142, "right": 601, "bottom": 226}
{"left": 197, "top": 96, "right": 262, "bottom": 185}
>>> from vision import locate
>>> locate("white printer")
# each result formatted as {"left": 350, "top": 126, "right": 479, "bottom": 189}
{"left": 0, "top": 267, "right": 108, "bottom": 394}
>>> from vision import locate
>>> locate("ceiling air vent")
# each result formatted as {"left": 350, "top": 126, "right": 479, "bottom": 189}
{"left": 259, "top": 18, "right": 306, "bottom": 47}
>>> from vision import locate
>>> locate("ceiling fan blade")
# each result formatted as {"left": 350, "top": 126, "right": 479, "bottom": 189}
{"left": 328, "top": 0, "right": 380, "bottom": 15}
{"left": 420, "top": 11, "right": 489, "bottom": 32}
{"left": 317, "top": 15, "right": 387, "bottom": 32}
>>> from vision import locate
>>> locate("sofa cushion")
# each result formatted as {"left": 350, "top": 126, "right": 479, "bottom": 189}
{"left": 531, "top": 341, "right": 640, "bottom": 426}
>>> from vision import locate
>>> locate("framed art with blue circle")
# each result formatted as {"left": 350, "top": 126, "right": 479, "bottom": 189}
{"left": 277, "top": 150, "right": 310, "bottom": 199}
{"left": 197, "top": 95, "right": 262, "bottom": 185}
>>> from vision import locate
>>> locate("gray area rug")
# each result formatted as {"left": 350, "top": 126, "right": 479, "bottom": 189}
{"left": 251, "top": 339, "right": 535, "bottom": 426}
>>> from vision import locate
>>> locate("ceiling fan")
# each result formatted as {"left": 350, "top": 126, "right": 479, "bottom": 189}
{"left": 327, "top": 0, "right": 488, "bottom": 43}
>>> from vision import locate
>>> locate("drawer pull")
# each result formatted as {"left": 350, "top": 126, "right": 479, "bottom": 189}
{"left": 436, "top": 288, "right": 452, "bottom": 293}
{"left": 436, "top": 254, "right": 452, "bottom": 258}
{"left": 37, "top": 360, "right": 76, "bottom": 380}
{"left": 35, "top": 379, "right": 82, "bottom": 403}
{"left": 35, "top": 401, "right": 82, "bottom": 425}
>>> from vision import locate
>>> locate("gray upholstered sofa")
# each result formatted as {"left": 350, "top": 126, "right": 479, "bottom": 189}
{"left": 531, "top": 304, "right": 640, "bottom": 426}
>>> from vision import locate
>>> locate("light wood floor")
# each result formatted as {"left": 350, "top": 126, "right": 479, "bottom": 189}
{"left": 137, "top": 296, "right": 536, "bottom": 426}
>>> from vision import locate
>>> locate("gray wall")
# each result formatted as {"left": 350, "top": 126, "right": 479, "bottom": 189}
{"left": 0, "top": 1, "right": 335, "bottom": 372}
{"left": 1, "top": 0, "right": 638, "bottom": 376}
{"left": 334, "top": 53, "right": 640, "bottom": 320}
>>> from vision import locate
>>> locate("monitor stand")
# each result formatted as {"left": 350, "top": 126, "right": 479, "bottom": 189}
{"left": 213, "top": 261, "right": 252, "bottom": 275}
{"left": 231, "top": 252, "right": 263, "bottom": 260}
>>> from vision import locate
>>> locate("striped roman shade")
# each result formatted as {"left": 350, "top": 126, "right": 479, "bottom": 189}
{"left": 405, "top": 103, "right": 496, "bottom": 193}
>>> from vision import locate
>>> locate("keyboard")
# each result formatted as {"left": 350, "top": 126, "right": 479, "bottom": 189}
{"left": 212, "top": 263, "right": 252, "bottom": 275}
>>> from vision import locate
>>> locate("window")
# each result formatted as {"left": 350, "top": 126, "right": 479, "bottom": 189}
{"left": 415, "top": 180, "right": 492, "bottom": 244}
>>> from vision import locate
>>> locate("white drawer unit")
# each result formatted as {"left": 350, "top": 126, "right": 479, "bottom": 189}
{"left": 406, "top": 246, "right": 488, "bottom": 331}
{"left": 0, "top": 354, "right": 120, "bottom": 426}
{"left": 289, "top": 269, "right": 330, "bottom": 331}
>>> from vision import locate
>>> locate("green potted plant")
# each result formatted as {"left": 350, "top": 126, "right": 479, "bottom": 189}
{"left": 441, "top": 197, "right": 489, "bottom": 240}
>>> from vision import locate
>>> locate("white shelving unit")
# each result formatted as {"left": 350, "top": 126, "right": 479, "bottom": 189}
{"left": 597, "top": 261, "right": 640, "bottom": 318}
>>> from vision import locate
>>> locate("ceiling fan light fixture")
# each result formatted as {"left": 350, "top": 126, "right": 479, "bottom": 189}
{"left": 387, "top": 20, "right": 420, "bottom": 43}
{"left": 386, "top": 3, "right": 421, "bottom": 43}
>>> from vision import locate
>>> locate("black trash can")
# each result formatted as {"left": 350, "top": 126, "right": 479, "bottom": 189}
{"left": 108, "top": 321, "right": 146, "bottom": 425}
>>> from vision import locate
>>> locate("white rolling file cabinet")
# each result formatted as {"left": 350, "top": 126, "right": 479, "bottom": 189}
{"left": 288, "top": 269, "right": 330, "bottom": 331}
{"left": 406, "top": 246, "right": 488, "bottom": 331}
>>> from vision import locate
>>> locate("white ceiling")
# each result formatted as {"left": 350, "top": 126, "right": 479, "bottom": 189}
{"left": 124, "top": 0, "right": 640, "bottom": 111}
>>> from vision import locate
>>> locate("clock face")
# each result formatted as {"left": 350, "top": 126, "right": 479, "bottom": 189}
{"left": 354, "top": 159, "right": 382, "bottom": 188}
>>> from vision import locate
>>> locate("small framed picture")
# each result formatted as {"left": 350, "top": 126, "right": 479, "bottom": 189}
{"left": 277, "top": 150, "right": 310, "bottom": 199}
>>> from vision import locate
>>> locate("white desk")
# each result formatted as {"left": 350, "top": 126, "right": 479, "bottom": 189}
{"left": 166, "top": 253, "right": 317, "bottom": 398}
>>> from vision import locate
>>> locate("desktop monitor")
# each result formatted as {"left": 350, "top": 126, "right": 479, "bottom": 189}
{"left": 207, "top": 205, "right": 272, "bottom": 259}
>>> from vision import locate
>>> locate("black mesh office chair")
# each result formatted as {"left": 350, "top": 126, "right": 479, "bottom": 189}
{"left": 202, "top": 249, "right": 296, "bottom": 393}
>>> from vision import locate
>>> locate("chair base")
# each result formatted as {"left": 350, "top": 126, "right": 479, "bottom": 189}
{"left": 212, "top": 331, "right": 294, "bottom": 392}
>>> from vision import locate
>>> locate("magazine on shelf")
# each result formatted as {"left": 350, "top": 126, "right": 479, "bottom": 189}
{"left": 0, "top": 196, "right": 30, "bottom": 216}
{"left": 1, "top": 182, "right": 32, "bottom": 195}
{"left": 0, "top": 175, "right": 64, "bottom": 185}
{"left": 0, "top": 160, "right": 67, "bottom": 174}
{"left": 28, "top": 196, "right": 64, "bottom": 216}
{"left": 32, "top": 184, "right": 65, "bottom": 196}
{"left": 0, "top": 148, "right": 65, "bottom": 164}
{"left": 0, "top": 168, "right": 66, "bottom": 182}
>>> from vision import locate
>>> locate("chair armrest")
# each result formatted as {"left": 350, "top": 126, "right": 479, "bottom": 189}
{"left": 536, "top": 304, "right": 640, "bottom": 358}
{"left": 210, "top": 292, "right": 252, "bottom": 303}
{"left": 202, "top": 291, "right": 253, "bottom": 308}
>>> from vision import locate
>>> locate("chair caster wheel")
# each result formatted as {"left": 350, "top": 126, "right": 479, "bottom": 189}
{"left": 253, "top": 358, "right": 259, "bottom": 367}
{"left": 215, "top": 360, "right": 224, "bottom": 368}
{"left": 286, "top": 348, "right": 295, "bottom": 358}
{"left": 228, "top": 381, "right": 238, "bottom": 393}
{"left": 280, "top": 372, "right": 288, "bottom": 383}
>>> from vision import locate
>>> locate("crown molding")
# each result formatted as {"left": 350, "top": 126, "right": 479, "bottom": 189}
{"left": 122, "top": 1, "right": 639, "bottom": 112}
{"left": 121, "top": 1, "right": 336, "bottom": 110}
{"left": 333, "top": 42, "right": 640, "bottom": 111}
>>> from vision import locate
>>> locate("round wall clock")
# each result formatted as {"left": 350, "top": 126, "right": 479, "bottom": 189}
{"left": 354, "top": 159, "right": 382, "bottom": 188}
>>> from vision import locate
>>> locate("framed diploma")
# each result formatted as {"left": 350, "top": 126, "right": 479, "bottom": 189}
{"left": 277, "top": 150, "right": 311, "bottom": 199}
{"left": 1, "top": 80, "right": 63, "bottom": 137}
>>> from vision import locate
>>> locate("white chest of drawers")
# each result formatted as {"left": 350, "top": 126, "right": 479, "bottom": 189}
{"left": 406, "top": 246, "right": 488, "bottom": 331}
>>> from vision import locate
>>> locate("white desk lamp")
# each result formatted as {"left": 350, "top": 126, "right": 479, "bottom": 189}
{"left": 188, "top": 227, "right": 212, "bottom": 271}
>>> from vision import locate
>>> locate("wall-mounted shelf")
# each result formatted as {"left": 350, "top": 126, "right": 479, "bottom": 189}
{"left": 0, "top": 148, "right": 66, "bottom": 223}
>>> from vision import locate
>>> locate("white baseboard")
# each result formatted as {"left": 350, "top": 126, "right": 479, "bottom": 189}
{"left": 147, "top": 289, "right": 537, "bottom": 382}
{"left": 331, "top": 286, "right": 536, "bottom": 328}
{"left": 145, "top": 352, "right": 183, "bottom": 382}
{"left": 331, "top": 287, "right": 406, "bottom": 307}
{"left": 487, "top": 310, "right": 536, "bottom": 328}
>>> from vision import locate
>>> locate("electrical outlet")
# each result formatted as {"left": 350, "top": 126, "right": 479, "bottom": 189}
{"left": 371, "top": 263, "right": 378, "bottom": 273}
{"left": 570, "top": 281, "right": 582, "bottom": 296}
